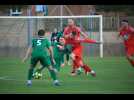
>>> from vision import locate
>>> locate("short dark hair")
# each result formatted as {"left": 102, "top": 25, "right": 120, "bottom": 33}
{"left": 72, "top": 31, "right": 76, "bottom": 36}
{"left": 38, "top": 29, "right": 45, "bottom": 36}
{"left": 121, "top": 19, "right": 128, "bottom": 23}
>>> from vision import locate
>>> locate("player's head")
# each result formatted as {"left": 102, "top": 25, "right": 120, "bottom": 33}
{"left": 68, "top": 19, "right": 75, "bottom": 27}
{"left": 59, "top": 37, "right": 66, "bottom": 45}
{"left": 54, "top": 28, "right": 58, "bottom": 33}
{"left": 121, "top": 20, "right": 129, "bottom": 28}
{"left": 38, "top": 29, "right": 45, "bottom": 36}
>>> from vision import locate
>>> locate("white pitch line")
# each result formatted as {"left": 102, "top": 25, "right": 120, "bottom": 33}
{"left": 0, "top": 76, "right": 21, "bottom": 81}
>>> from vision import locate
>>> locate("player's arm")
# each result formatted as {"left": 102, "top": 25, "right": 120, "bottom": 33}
{"left": 63, "top": 33, "right": 70, "bottom": 39}
{"left": 130, "top": 26, "right": 134, "bottom": 34}
{"left": 80, "top": 31, "right": 88, "bottom": 38}
{"left": 117, "top": 27, "right": 123, "bottom": 39}
{"left": 22, "top": 45, "right": 32, "bottom": 62}
{"left": 117, "top": 32, "right": 123, "bottom": 40}
{"left": 80, "top": 38, "right": 102, "bottom": 44}
{"left": 79, "top": 30, "right": 101, "bottom": 44}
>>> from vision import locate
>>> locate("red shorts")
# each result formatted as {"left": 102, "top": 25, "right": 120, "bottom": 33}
{"left": 126, "top": 46, "right": 134, "bottom": 56}
{"left": 72, "top": 45, "right": 83, "bottom": 68}
{"left": 124, "top": 39, "right": 134, "bottom": 56}
{"left": 72, "top": 45, "right": 83, "bottom": 57}
{"left": 73, "top": 56, "right": 83, "bottom": 68}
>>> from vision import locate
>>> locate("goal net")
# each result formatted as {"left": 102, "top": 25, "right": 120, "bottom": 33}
{"left": 0, "top": 15, "right": 103, "bottom": 58}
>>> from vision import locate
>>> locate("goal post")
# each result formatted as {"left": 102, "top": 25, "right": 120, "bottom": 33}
{"left": 100, "top": 15, "right": 103, "bottom": 58}
{"left": 0, "top": 15, "right": 103, "bottom": 58}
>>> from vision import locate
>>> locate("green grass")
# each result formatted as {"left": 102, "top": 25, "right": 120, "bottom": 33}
{"left": 0, "top": 57, "right": 134, "bottom": 94}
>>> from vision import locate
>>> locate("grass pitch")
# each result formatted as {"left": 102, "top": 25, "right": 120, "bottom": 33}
{"left": 0, "top": 57, "right": 134, "bottom": 94}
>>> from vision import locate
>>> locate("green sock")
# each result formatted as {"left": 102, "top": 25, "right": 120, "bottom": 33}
{"left": 55, "top": 58, "right": 61, "bottom": 72}
{"left": 66, "top": 54, "right": 69, "bottom": 61}
{"left": 61, "top": 54, "right": 64, "bottom": 64}
{"left": 49, "top": 70, "right": 57, "bottom": 81}
{"left": 28, "top": 68, "right": 34, "bottom": 80}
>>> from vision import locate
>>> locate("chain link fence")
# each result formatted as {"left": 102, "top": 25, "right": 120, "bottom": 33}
{"left": 0, "top": 16, "right": 133, "bottom": 58}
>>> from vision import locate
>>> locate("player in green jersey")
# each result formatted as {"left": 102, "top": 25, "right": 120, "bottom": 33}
{"left": 32, "top": 29, "right": 64, "bottom": 78}
{"left": 52, "top": 38, "right": 65, "bottom": 71}
{"left": 22, "top": 29, "right": 60, "bottom": 86}
{"left": 34, "top": 33, "right": 65, "bottom": 72}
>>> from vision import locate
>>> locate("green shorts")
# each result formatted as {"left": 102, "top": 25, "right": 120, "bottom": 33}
{"left": 31, "top": 56, "right": 51, "bottom": 68}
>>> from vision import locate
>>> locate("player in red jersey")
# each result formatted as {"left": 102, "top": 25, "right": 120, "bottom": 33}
{"left": 118, "top": 20, "right": 134, "bottom": 67}
{"left": 63, "top": 19, "right": 100, "bottom": 76}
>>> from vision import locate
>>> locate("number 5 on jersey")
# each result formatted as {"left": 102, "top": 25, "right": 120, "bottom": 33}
{"left": 37, "top": 40, "right": 42, "bottom": 46}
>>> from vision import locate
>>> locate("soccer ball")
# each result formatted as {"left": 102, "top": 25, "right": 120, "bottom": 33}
{"left": 33, "top": 72, "right": 43, "bottom": 79}
{"left": 76, "top": 67, "right": 83, "bottom": 75}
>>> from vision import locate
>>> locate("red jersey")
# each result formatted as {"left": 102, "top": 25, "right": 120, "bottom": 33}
{"left": 64, "top": 25, "right": 82, "bottom": 50}
{"left": 120, "top": 26, "right": 134, "bottom": 47}
{"left": 64, "top": 25, "right": 81, "bottom": 40}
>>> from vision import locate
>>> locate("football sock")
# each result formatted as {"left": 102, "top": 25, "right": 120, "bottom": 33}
{"left": 61, "top": 54, "right": 64, "bottom": 64}
{"left": 127, "top": 57, "right": 134, "bottom": 67}
{"left": 66, "top": 54, "right": 70, "bottom": 62}
{"left": 128, "top": 58, "right": 134, "bottom": 67}
{"left": 82, "top": 64, "right": 92, "bottom": 73}
{"left": 49, "top": 70, "right": 57, "bottom": 81}
{"left": 28, "top": 68, "right": 34, "bottom": 80}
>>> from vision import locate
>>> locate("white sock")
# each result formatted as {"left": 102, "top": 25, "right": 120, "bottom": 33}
{"left": 91, "top": 70, "right": 95, "bottom": 74}
{"left": 78, "top": 67, "right": 82, "bottom": 71}
{"left": 54, "top": 80, "right": 59, "bottom": 83}
{"left": 27, "top": 80, "right": 32, "bottom": 84}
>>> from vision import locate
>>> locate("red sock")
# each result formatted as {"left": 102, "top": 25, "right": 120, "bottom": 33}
{"left": 72, "top": 60, "right": 78, "bottom": 73}
{"left": 82, "top": 64, "right": 92, "bottom": 73}
{"left": 128, "top": 59, "right": 134, "bottom": 67}
{"left": 127, "top": 57, "right": 134, "bottom": 67}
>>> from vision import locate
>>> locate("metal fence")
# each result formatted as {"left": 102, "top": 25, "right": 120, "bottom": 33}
{"left": 102, "top": 16, "right": 134, "bottom": 31}
{"left": 0, "top": 16, "right": 134, "bottom": 57}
